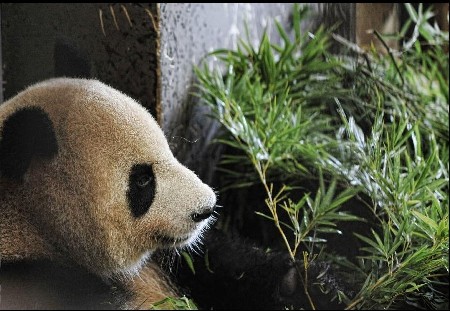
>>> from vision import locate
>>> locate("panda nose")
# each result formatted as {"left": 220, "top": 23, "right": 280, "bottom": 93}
{"left": 191, "top": 207, "right": 214, "bottom": 222}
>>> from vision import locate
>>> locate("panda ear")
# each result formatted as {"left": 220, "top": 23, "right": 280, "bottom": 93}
{"left": 0, "top": 107, "right": 58, "bottom": 180}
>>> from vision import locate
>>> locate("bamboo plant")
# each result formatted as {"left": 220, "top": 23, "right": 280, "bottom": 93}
{"left": 194, "top": 3, "right": 448, "bottom": 310}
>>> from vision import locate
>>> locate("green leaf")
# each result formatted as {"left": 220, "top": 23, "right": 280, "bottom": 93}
{"left": 412, "top": 210, "right": 438, "bottom": 230}
{"left": 354, "top": 232, "right": 384, "bottom": 254}
{"left": 181, "top": 251, "right": 196, "bottom": 275}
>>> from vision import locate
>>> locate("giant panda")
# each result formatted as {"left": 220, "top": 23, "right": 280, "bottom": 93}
{"left": 0, "top": 78, "right": 351, "bottom": 309}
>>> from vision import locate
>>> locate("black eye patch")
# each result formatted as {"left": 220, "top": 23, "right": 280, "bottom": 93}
{"left": 127, "top": 164, "right": 156, "bottom": 218}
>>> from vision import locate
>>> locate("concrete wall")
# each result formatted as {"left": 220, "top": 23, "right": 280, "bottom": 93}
{"left": 1, "top": 4, "right": 159, "bottom": 116}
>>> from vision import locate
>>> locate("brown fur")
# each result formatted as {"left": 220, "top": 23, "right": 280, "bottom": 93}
{"left": 121, "top": 263, "right": 180, "bottom": 310}
{"left": 0, "top": 78, "right": 216, "bottom": 308}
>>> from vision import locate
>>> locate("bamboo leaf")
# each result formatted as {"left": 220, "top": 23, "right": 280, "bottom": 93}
{"left": 412, "top": 211, "right": 438, "bottom": 230}
{"left": 181, "top": 251, "right": 196, "bottom": 275}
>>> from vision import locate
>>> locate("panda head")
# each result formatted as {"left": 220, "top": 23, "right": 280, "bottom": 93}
{"left": 0, "top": 78, "right": 216, "bottom": 277}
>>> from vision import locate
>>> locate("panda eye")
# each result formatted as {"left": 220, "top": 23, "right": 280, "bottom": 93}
{"left": 136, "top": 173, "right": 153, "bottom": 188}
{"left": 127, "top": 164, "right": 156, "bottom": 218}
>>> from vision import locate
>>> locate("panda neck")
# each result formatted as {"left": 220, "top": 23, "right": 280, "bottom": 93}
{"left": 1, "top": 183, "right": 54, "bottom": 262}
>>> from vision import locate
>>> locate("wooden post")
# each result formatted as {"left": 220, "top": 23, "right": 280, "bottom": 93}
{"left": 356, "top": 3, "right": 399, "bottom": 53}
